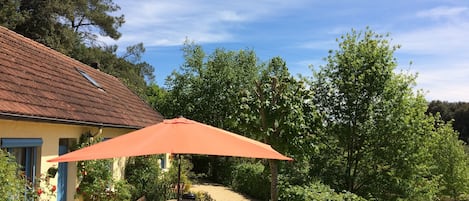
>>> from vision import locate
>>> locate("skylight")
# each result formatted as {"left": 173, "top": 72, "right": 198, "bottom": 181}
{"left": 76, "top": 67, "right": 103, "bottom": 90}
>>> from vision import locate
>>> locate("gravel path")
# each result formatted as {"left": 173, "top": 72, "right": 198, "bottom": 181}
{"left": 190, "top": 182, "right": 259, "bottom": 201}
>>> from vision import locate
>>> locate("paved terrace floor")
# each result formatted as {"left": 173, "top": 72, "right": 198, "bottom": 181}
{"left": 168, "top": 182, "right": 259, "bottom": 201}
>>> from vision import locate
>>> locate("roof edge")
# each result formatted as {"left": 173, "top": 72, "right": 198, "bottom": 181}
{"left": 0, "top": 112, "right": 141, "bottom": 129}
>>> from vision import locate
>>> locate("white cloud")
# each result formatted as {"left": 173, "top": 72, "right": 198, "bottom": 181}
{"left": 416, "top": 68, "right": 469, "bottom": 102}
{"left": 217, "top": 10, "right": 247, "bottom": 22}
{"left": 417, "top": 6, "right": 468, "bottom": 19}
{"left": 111, "top": 0, "right": 309, "bottom": 47}
{"left": 396, "top": 6, "right": 469, "bottom": 56}
{"left": 391, "top": 6, "right": 469, "bottom": 101}
{"left": 395, "top": 22, "right": 469, "bottom": 56}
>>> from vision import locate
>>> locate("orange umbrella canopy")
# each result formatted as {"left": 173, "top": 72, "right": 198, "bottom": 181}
{"left": 48, "top": 117, "right": 292, "bottom": 162}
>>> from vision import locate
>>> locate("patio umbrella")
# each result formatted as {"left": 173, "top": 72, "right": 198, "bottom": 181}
{"left": 48, "top": 117, "right": 292, "bottom": 200}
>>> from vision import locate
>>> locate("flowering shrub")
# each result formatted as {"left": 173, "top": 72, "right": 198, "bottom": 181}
{"left": 75, "top": 132, "right": 132, "bottom": 201}
{"left": 0, "top": 149, "right": 56, "bottom": 200}
{"left": 26, "top": 173, "right": 57, "bottom": 201}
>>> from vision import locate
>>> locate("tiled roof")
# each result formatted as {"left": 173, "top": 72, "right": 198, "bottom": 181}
{"left": 0, "top": 26, "right": 163, "bottom": 128}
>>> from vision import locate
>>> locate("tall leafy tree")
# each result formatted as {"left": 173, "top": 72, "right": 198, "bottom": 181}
{"left": 311, "top": 28, "right": 439, "bottom": 200}
{"left": 240, "top": 57, "right": 319, "bottom": 201}
{"left": 430, "top": 116, "right": 469, "bottom": 200}
{"left": 60, "top": 0, "right": 124, "bottom": 44}
{"left": 0, "top": 0, "right": 124, "bottom": 54}
{"left": 0, "top": 0, "right": 27, "bottom": 28}
{"left": 73, "top": 43, "right": 155, "bottom": 97}
{"left": 162, "top": 41, "right": 259, "bottom": 130}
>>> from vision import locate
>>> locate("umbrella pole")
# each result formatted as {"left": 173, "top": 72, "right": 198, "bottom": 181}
{"left": 177, "top": 154, "right": 182, "bottom": 201}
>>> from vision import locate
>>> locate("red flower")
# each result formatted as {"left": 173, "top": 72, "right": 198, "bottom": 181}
{"left": 37, "top": 188, "right": 43, "bottom": 196}
{"left": 51, "top": 185, "right": 57, "bottom": 192}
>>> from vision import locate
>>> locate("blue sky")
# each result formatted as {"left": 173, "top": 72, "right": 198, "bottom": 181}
{"left": 108, "top": 0, "right": 469, "bottom": 102}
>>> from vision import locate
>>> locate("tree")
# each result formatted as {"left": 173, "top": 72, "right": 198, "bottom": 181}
{"left": 240, "top": 57, "right": 319, "bottom": 201}
{"left": 72, "top": 43, "right": 155, "bottom": 97}
{"left": 427, "top": 101, "right": 469, "bottom": 142}
{"left": 60, "top": 0, "right": 124, "bottom": 44}
{"left": 430, "top": 116, "right": 469, "bottom": 199}
{"left": 1, "top": 0, "right": 124, "bottom": 54}
{"left": 311, "top": 28, "right": 439, "bottom": 200}
{"left": 162, "top": 41, "right": 259, "bottom": 130}
{"left": 146, "top": 83, "right": 169, "bottom": 114}
{"left": 0, "top": 0, "right": 27, "bottom": 29}
{"left": 151, "top": 41, "right": 262, "bottom": 186}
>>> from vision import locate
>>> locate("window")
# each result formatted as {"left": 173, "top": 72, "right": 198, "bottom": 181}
{"left": 76, "top": 67, "right": 104, "bottom": 90}
{"left": 1, "top": 138, "right": 42, "bottom": 182}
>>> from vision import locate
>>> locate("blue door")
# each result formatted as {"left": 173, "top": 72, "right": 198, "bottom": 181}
{"left": 58, "top": 140, "right": 68, "bottom": 201}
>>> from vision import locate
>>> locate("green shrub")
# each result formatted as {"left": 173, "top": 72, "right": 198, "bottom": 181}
{"left": 206, "top": 157, "right": 237, "bottom": 186}
{"left": 167, "top": 155, "right": 193, "bottom": 193}
{"left": 125, "top": 155, "right": 172, "bottom": 201}
{"left": 75, "top": 133, "right": 132, "bottom": 201}
{"left": 0, "top": 149, "right": 25, "bottom": 200}
{"left": 280, "top": 181, "right": 367, "bottom": 201}
{"left": 194, "top": 191, "right": 215, "bottom": 201}
{"left": 231, "top": 162, "right": 270, "bottom": 200}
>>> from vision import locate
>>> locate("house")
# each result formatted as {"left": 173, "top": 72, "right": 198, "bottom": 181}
{"left": 0, "top": 26, "right": 164, "bottom": 200}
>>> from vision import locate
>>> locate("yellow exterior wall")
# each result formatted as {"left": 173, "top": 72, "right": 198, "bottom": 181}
{"left": 0, "top": 119, "right": 134, "bottom": 201}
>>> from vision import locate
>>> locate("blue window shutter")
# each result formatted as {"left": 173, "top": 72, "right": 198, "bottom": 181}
{"left": 1, "top": 138, "right": 43, "bottom": 148}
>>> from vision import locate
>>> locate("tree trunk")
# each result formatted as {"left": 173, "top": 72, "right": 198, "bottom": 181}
{"left": 269, "top": 159, "right": 279, "bottom": 201}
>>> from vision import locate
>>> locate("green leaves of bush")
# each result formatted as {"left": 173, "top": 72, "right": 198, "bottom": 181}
{"left": 0, "top": 149, "right": 25, "bottom": 200}
{"left": 280, "top": 181, "right": 367, "bottom": 201}
{"left": 231, "top": 162, "right": 271, "bottom": 200}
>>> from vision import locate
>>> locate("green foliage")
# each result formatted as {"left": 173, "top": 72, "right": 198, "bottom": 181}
{"left": 60, "top": 0, "right": 124, "bottom": 42}
{"left": 146, "top": 83, "right": 169, "bottom": 113}
{"left": 75, "top": 132, "right": 132, "bottom": 201}
{"left": 162, "top": 40, "right": 259, "bottom": 130}
{"left": 2, "top": 0, "right": 123, "bottom": 54}
{"left": 156, "top": 41, "right": 261, "bottom": 191}
{"left": 72, "top": 43, "right": 155, "bottom": 97}
{"left": 239, "top": 56, "right": 320, "bottom": 201}
{"left": 0, "top": 150, "right": 58, "bottom": 200}
{"left": 205, "top": 157, "right": 237, "bottom": 186}
{"left": 0, "top": 149, "right": 25, "bottom": 200}
{"left": 240, "top": 56, "right": 319, "bottom": 157}
{"left": 311, "top": 28, "right": 440, "bottom": 200}
{"left": 427, "top": 101, "right": 469, "bottom": 142}
{"left": 125, "top": 155, "right": 172, "bottom": 201}
{"left": 430, "top": 117, "right": 469, "bottom": 199}
{"left": 279, "top": 181, "right": 367, "bottom": 201}
{"left": 166, "top": 155, "right": 193, "bottom": 197}
{"left": 231, "top": 162, "right": 270, "bottom": 200}
{"left": 0, "top": 0, "right": 27, "bottom": 28}
{"left": 193, "top": 191, "right": 215, "bottom": 201}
